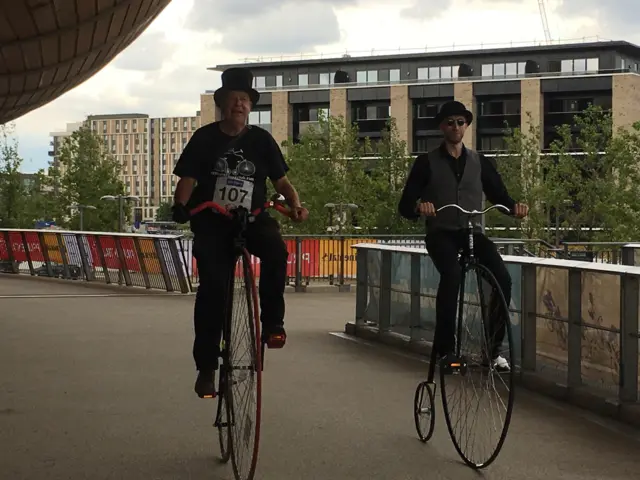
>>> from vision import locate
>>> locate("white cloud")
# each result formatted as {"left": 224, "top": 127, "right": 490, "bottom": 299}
{"left": 11, "top": 0, "right": 639, "bottom": 172}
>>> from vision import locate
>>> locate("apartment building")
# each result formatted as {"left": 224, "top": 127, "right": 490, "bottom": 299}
{"left": 49, "top": 113, "right": 202, "bottom": 220}
{"left": 199, "top": 39, "right": 640, "bottom": 155}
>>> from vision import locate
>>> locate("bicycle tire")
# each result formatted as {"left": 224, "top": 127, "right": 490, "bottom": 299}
{"left": 227, "top": 250, "right": 262, "bottom": 480}
{"left": 440, "top": 262, "right": 515, "bottom": 469}
{"left": 215, "top": 361, "right": 232, "bottom": 463}
{"left": 413, "top": 381, "right": 436, "bottom": 442}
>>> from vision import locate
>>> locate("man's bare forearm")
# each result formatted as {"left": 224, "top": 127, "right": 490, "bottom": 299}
{"left": 275, "top": 179, "right": 302, "bottom": 208}
{"left": 174, "top": 178, "right": 196, "bottom": 205}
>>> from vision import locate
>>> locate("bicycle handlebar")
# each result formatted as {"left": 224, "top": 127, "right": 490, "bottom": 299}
{"left": 436, "top": 203, "right": 512, "bottom": 216}
{"left": 189, "top": 200, "right": 292, "bottom": 219}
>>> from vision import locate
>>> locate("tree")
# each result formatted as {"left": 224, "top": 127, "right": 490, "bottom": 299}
{"left": 282, "top": 112, "right": 418, "bottom": 235}
{"left": 48, "top": 124, "right": 125, "bottom": 231}
{"left": 498, "top": 105, "right": 640, "bottom": 244}
{"left": 156, "top": 202, "right": 173, "bottom": 221}
{"left": 492, "top": 113, "right": 549, "bottom": 240}
{"left": 546, "top": 105, "right": 640, "bottom": 242}
{"left": 355, "top": 118, "right": 419, "bottom": 234}
{"left": 0, "top": 123, "right": 28, "bottom": 228}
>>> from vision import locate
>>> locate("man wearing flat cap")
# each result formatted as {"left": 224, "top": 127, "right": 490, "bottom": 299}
{"left": 398, "top": 100, "right": 528, "bottom": 372}
{"left": 171, "top": 67, "right": 309, "bottom": 398}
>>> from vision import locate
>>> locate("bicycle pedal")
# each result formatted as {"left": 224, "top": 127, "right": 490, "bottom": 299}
{"left": 265, "top": 334, "right": 286, "bottom": 349}
{"left": 440, "top": 356, "right": 468, "bottom": 376}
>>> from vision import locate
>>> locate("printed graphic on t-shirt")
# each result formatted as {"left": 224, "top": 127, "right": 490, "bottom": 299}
{"left": 211, "top": 148, "right": 256, "bottom": 210}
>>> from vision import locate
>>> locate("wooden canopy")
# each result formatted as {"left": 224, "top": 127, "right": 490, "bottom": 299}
{"left": 0, "top": 0, "right": 172, "bottom": 124}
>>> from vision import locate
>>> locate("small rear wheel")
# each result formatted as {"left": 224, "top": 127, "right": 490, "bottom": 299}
{"left": 413, "top": 381, "right": 436, "bottom": 442}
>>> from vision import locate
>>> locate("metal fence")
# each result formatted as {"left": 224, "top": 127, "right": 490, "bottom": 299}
{"left": 0, "top": 229, "right": 191, "bottom": 293}
{"left": 348, "top": 243, "right": 640, "bottom": 422}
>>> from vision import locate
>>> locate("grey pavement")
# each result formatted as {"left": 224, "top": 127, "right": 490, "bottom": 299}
{"left": 1, "top": 276, "right": 639, "bottom": 479}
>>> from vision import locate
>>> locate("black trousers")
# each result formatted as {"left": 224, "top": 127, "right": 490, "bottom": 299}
{"left": 425, "top": 229, "right": 512, "bottom": 358}
{"left": 192, "top": 215, "right": 289, "bottom": 371}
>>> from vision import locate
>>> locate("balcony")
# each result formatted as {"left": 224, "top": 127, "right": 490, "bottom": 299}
{"left": 477, "top": 114, "right": 521, "bottom": 130}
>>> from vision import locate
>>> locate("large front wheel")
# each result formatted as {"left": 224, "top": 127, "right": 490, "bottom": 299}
{"left": 440, "top": 262, "right": 515, "bottom": 469}
{"left": 227, "top": 250, "right": 262, "bottom": 480}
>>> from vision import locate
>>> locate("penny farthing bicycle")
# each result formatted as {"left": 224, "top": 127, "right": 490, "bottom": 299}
{"left": 190, "top": 194, "right": 291, "bottom": 480}
{"left": 413, "top": 203, "right": 516, "bottom": 469}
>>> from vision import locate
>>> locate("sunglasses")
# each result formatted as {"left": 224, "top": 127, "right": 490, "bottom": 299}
{"left": 446, "top": 118, "right": 466, "bottom": 127}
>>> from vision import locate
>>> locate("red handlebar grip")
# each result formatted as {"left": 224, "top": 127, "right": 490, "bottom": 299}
{"left": 273, "top": 203, "right": 292, "bottom": 217}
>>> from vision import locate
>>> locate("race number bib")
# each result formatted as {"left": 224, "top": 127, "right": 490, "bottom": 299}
{"left": 213, "top": 176, "right": 254, "bottom": 210}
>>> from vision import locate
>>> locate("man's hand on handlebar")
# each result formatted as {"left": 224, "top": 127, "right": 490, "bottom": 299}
{"left": 289, "top": 206, "right": 309, "bottom": 223}
{"left": 416, "top": 201, "right": 436, "bottom": 217}
{"left": 172, "top": 203, "right": 190, "bottom": 224}
{"left": 512, "top": 203, "right": 529, "bottom": 218}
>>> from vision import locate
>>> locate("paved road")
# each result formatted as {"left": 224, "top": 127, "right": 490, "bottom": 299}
{"left": 1, "top": 276, "right": 639, "bottom": 479}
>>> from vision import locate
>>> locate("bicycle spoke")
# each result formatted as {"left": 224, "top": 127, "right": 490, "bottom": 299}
{"left": 228, "top": 253, "right": 261, "bottom": 480}
{"left": 440, "top": 263, "right": 515, "bottom": 469}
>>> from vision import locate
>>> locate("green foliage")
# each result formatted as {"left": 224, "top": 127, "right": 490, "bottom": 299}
{"left": 156, "top": 202, "right": 173, "bottom": 222}
{"left": 497, "top": 104, "right": 640, "bottom": 243}
{"left": 47, "top": 124, "right": 126, "bottom": 231}
{"left": 0, "top": 123, "right": 28, "bottom": 228}
{"left": 283, "top": 112, "right": 419, "bottom": 235}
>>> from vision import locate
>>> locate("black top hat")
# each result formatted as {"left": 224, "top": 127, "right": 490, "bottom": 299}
{"left": 434, "top": 100, "right": 473, "bottom": 126}
{"left": 213, "top": 67, "right": 260, "bottom": 107}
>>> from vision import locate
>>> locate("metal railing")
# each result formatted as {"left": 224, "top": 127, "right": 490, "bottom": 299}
{"left": 0, "top": 229, "right": 191, "bottom": 293}
{"left": 178, "top": 235, "right": 534, "bottom": 289}
{"left": 236, "top": 36, "right": 608, "bottom": 64}
{"left": 348, "top": 243, "right": 640, "bottom": 422}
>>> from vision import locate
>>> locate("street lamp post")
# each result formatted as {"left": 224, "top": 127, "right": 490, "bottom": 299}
{"left": 555, "top": 199, "right": 573, "bottom": 247}
{"left": 71, "top": 204, "right": 97, "bottom": 231}
{"left": 324, "top": 202, "right": 359, "bottom": 234}
{"left": 324, "top": 202, "right": 359, "bottom": 291}
{"left": 100, "top": 195, "right": 140, "bottom": 233}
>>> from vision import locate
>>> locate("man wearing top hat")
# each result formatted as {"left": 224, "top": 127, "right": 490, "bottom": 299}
{"left": 171, "top": 67, "right": 309, "bottom": 398}
{"left": 398, "top": 100, "right": 529, "bottom": 372}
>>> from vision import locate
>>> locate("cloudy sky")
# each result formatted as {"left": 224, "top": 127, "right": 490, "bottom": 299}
{"left": 11, "top": 0, "right": 632, "bottom": 172}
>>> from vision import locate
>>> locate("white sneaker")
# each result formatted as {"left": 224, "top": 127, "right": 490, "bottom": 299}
{"left": 492, "top": 355, "right": 510, "bottom": 372}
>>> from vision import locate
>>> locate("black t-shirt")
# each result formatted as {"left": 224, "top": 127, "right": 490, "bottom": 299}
{"left": 173, "top": 122, "right": 289, "bottom": 233}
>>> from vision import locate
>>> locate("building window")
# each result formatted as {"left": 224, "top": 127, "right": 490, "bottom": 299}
{"left": 353, "top": 104, "right": 391, "bottom": 120}
{"left": 479, "top": 99, "right": 520, "bottom": 115}
{"left": 356, "top": 70, "right": 378, "bottom": 84}
{"left": 389, "top": 69, "right": 400, "bottom": 82}
{"left": 276, "top": 75, "right": 283, "bottom": 87}
{"left": 248, "top": 110, "right": 272, "bottom": 125}
{"left": 440, "top": 66, "right": 453, "bottom": 79}
{"left": 481, "top": 62, "right": 526, "bottom": 78}
{"left": 298, "top": 74, "right": 308, "bottom": 86}
{"left": 319, "top": 73, "right": 330, "bottom": 85}
{"left": 559, "top": 58, "right": 598, "bottom": 73}
{"left": 254, "top": 76, "right": 266, "bottom": 88}
{"left": 414, "top": 137, "right": 443, "bottom": 153}
{"left": 480, "top": 136, "right": 507, "bottom": 151}
{"left": 415, "top": 103, "right": 440, "bottom": 119}
{"left": 417, "top": 66, "right": 455, "bottom": 81}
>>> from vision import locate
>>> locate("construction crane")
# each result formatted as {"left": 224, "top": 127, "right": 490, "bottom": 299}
{"left": 538, "top": 0, "right": 552, "bottom": 44}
